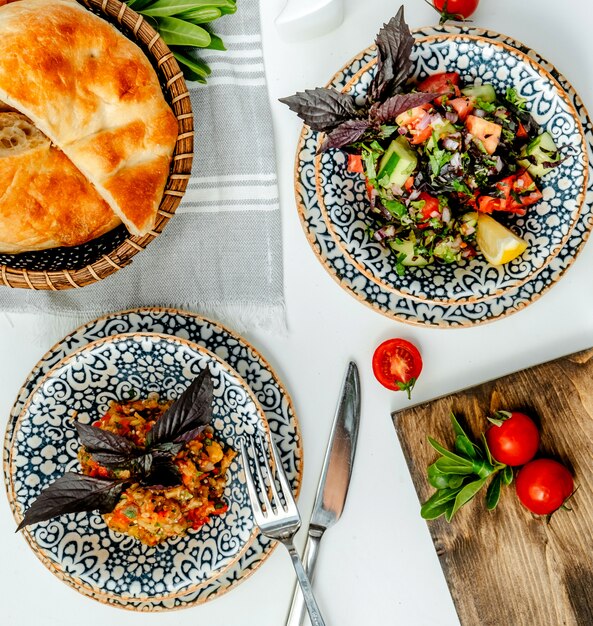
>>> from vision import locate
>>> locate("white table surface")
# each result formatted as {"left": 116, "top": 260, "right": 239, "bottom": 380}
{"left": 2, "top": 0, "right": 593, "bottom": 624}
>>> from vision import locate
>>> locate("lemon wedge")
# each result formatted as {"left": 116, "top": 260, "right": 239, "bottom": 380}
{"left": 475, "top": 213, "right": 527, "bottom": 265}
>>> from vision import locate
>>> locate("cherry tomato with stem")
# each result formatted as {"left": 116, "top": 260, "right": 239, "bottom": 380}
{"left": 372, "top": 339, "right": 423, "bottom": 398}
{"left": 485, "top": 411, "right": 540, "bottom": 466}
{"left": 430, "top": 0, "right": 479, "bottom": 23}
{"left": 515, "top": 459, "right": 574, "bottom": 516}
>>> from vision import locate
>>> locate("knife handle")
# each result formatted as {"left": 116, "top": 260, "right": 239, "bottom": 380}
{"left": 285, "top": 532, "right": 322, "bottom": 626}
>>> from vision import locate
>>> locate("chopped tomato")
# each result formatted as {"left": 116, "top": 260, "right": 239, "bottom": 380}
{"left": 365, "top": 179, "right": 375, "bottom": 200}
{"left": 477, "top": 171, "right": 542, "bottom": 216}
{"left": 404, "top": 176, "right": 415, "bottom": 192}
{"left": 410, "top": 125, "right": 432, "bottom": 145}
{"left": 508, "top": 171, "right": 542, "bottom": 210}
{"left": 449, "top": 97, "right": 474, "bottom": 121}
{"left": 395, "top": 104, "right": 431, "bottom": 128}
{"left": 418, "top": 192, "right": 441, "bottom": 221}
{"left": 465, "top": 115, "right": 502, "bottom": 155}
{"left": 418, "top": 72, "right": 460, "bottom": 105}
{"left": 516, "top": 122, "right": 528, "bottom": 139}
{"left": 347, "top": 153, "right": 364, "bottom": 173}
{"left": 477, "top": 196, "right": 503, "bottom": 214}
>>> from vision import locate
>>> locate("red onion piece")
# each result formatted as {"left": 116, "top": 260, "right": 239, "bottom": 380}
{"left": 416, "top": 113, "right": 431, "bottom": 130}
{"left": 443, "top": 137, "right": 460, "bottom": 151}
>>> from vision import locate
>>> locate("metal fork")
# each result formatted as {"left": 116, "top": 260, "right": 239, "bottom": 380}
{"left": 241, "top": 434, "right": 327, "bottom": 626}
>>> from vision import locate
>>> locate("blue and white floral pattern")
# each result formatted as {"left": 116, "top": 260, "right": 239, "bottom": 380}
{"left": 297, "top": 33, "right": 593, "bottom": 326}
{"left": 3, "top": 311, "right": 302, "bottom": 610}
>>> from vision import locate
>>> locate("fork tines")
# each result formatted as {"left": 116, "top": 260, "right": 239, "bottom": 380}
{"left": 241, "top": 433, "right": 300, "bottom": 528}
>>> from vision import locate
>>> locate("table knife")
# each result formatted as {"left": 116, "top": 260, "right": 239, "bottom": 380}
{"left": 285, "top": 361, "right": 361, "bottom": 626}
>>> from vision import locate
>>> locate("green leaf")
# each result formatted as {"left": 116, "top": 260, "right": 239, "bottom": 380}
{"left": 421, "top": 488, "right": 460, "bottom": 520}
{"left": 179, "top": 66, "right": 208, "bottom": 83}
{"left": 396, "top": 377, "right": 416, "bottom": 400}
{"left": 448, "top": 475, "right": 465, "bottom": 489}
{"left": 427, "top": 463, "right": 450, "bottom": 489}
{"left": 449, "top": 477, "right": 488, "bottom": 519}
{"left": 470, "top": 458, "right": 497, "bottom": 479}
{"left": 156, "top": 17, "right": 211, "bottom": 47}
{"left": 428, "top": 437, "right": 472, "bottom": 465}
{"left": 126, "top": 0, "right": 154, "bottom": 10}
{"left": 172, "top": 49, "right": 211, "bottom": 79}
{"left": 450, "top": 412, "right": 470, "bottom": 439}
{"left": 434, "top": 457, "right": 475, "bottom": 475}
{"left": 481, "top": 433, "right": 496, "bottom": 465}
{"left": 178, "top": 7, "right": 222, "bottom": 22}
{"left": 206, "top": 33, "right": 226, "bottom": 50}
{"left": 428, "top": 147, "right": 452, "bottom": 177}
{"left": 488, "top": 410, "right": 512, "bottom": 427}
{"left": 485, "top": 473, "right": 502, "bottom": 510}
{"left": 455, "top": 435, "right": 480, "bottom": 460}
{"left": 219, "top": 0, "right": 237, "bottom": 14}
{"left": 502, "top": 465, "right": 514, "bottom": 485}
{"left": 142, "top": 0, "right": 231, "bottom": 16}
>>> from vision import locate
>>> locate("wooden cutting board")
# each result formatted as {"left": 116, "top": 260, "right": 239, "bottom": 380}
{"left": 393, "top": 349, "right": 593, "bottom": 626}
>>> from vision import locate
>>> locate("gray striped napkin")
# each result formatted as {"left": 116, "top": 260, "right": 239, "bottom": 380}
{"left": 0, "top": 0, "right": 285, "bottom": 332}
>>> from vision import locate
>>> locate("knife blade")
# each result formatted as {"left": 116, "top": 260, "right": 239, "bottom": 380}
{"left": 285, "top": 361, "right": 361, "bottom": 626}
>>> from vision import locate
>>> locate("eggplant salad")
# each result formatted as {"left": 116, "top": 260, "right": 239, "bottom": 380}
{"left": 281, "top": 7, "right": 566, "bottom": 273}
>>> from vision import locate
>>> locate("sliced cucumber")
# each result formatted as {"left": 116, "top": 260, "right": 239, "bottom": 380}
{"left": 461, "top": 84, "right": 496, "bottom": 103}
{"left": 518, "top": 131, "right": 559, "bottom": 177}
{"left": 377, "top": 137, "right": 418, "bottom": 188}
{"left": 390, "top": 239, "right": 431, "bottom": 267}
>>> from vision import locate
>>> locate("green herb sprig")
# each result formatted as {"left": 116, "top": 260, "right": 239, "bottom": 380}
{"left": 421, "top": 412, "right": 514, "bottom": 522}
{"left": 126, "top": 0, "right": 237, "bottom": 82}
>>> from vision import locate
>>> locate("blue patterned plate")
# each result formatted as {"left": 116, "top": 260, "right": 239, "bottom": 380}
{"left": 4, "top": 323, "right": 302, "bottom": 610}
{"left": 296, "top": 32, "right": 593, "bottom": 326}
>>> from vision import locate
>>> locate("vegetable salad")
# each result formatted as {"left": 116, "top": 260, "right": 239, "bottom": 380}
{"left": 349, "top": 72, "right": 562, "bottom": 273}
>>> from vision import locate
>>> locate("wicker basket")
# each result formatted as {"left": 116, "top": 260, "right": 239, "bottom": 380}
{"left": 0, "top": 0, "right": 193, "bottom": 290}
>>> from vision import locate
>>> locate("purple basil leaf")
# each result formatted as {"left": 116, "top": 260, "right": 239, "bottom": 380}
{"left": 150, "top": 441, "right": 185, "bottom": 458}
{"left": 370, "top": 92, "right": 439, "bottom": 124}
{"left": 17, "top": 473, "right": 127, "bottom": 531}
{"left": 141, "top": 461, "right": 182, "bottom": 488}
{"left": 175, "top": 424, "right": 208, "bottom": 445}
{"left": 146, "top": 369, "right": 213, "bottom": 448}
{"left": 279, "top": 88, "right": 359, "bottom": 132}
{"left": 369, "top": 6, "right": 415, "bottom": 102}
{"left": 318, "top": 119, "right": 370, "bottom": 153}
{"left": 75, "top": 421, "right": 146, "bottom": 471}
{"left": 75, "top": 422, "right": 138, "bottom": 456}
{"left": 90, "top": 451, "right": 154, "bottom": 476}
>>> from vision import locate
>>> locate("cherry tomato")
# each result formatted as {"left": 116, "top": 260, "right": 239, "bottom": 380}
{"left": 515, "top": 459, "right": 574, "bottom": 515}
{"left": 372, "top": 338, "right": 423, "bottom": 398}
{"left": 485, "top": 411, "right": 540, "bottom": 466}
{"left": 433, "top": 0, "right": 479, "bottom": 20}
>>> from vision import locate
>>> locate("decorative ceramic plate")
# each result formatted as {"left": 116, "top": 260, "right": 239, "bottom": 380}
{"left": 296, "top": 32, "right": 593, "bottom": 326}
{"left": 3, "top": 310, "right": 302, "bottom": 611}
{"left": 8, "top": 333, "right": 268, "bottom": 603}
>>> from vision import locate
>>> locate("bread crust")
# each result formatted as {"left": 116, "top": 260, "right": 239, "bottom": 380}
{"left": 0, "top": 0, "right": 178, "bottom": 236}
{"left": 0, "top": 114, "right": 121, "bottom": 253}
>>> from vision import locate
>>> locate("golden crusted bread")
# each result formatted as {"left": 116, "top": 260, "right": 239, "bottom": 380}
{"left": 0, "top": 113, "right": 121, "bottom": 252}
{"left": 0, "top": 0, "right": 178, "bottom": 236}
